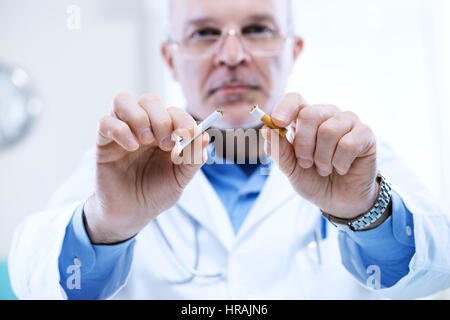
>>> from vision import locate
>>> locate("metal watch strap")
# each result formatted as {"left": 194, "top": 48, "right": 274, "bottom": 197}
{"left": 321, "top": 173, "right": 393, "bottom": 232}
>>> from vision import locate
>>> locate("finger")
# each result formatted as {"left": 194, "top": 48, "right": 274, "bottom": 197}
{"left": 113, "top": 93, "right": 154, "bottom": 145}
{"left": 332, "top": 123, "right": 376, "bottom": 175}
{"left": 271, "top": 92, "right": 309, "bottom": 127}
{"left": 262, "top": 126, "right": 297, "bottom": 178}
{"left": 97, "top": 115, "right": 140, "bottom": 152}
{"left": 181, "top": 132, "right": 210, "bottom": 165}
{"left": 138, "top": 94, "right": 173, "bottom": 151}
{"left": 293, "top": 104, "right": 340, "bottom": 168}
{"left": 173, "top": 132, "right": 210, "bottom": 189}
{"left": 167, "top": 106, "right": 197, "bottom": 139}
{"left": 314, "top": 111, "right": 359, "bottom": 176}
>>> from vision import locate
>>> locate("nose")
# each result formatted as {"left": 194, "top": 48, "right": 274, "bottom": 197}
{"left": 213, "top": 31, "right": 251, "bottom": 68}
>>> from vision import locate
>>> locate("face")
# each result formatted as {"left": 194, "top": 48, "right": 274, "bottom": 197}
{"left": 162, "top": 0, "right": 303, "bottom": 129}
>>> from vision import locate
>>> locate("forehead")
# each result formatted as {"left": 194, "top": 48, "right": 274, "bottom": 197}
{"left": 170, "top": 0, "right": 289, "bottom": 32}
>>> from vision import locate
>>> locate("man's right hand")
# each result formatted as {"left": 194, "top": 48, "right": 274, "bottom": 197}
{"left": 84, "top": 93, "right": 209, "bottom": 244}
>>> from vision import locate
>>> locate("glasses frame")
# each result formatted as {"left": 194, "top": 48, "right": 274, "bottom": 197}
{"left": 167, "top": 27, "right": 293, "bottom": 59}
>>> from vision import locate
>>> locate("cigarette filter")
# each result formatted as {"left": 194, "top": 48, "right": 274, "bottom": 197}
{"left": 250, "top": 105, "right": 288, "bottom": 137}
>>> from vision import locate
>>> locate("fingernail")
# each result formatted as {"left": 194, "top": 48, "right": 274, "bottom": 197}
{"left": 161, "top": 136, "right": 174, "bottom": 150}
{"left": 298, "top": 157, "right": 313, "bottom": 168}
{"left": 127, "top": 138, "right": 139, "bottom": 150}
{"left": 317, "top": 167, "right": 331, "bottom": 176}
{"left": 141, "top": 128, "right": 153, "bottom": 143}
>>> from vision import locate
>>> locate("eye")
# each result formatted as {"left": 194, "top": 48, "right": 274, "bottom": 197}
{"left": 242, "top": 24, "right": 274, "bottom": 37}
{"left": 191, "top": 28, "right": 221, "bottom": 39}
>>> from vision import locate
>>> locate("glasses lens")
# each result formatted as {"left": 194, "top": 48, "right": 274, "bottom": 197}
{"left": 175, "top": 31, "right": 286, "bottom": 58}
{"left": 242, "top": 36, "right": 284, "bottom": 55}
{"left": 179, "top": 37, "right": 219, "bottom": 57}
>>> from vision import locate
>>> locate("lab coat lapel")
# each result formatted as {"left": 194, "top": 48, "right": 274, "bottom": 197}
{"left": 236, "top": 165, "right": 298, "bottom": 240}
{"left": 176, "top": 169, "right": 236, "bottom": 251}
{"left": 176, "top": 164, "right": 299, "bottom": 250}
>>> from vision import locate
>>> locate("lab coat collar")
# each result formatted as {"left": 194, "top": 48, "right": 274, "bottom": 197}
{"left": 176, "top": 159, "right": 297, "bottom": 251}
{"left": 176, "top": 167, "right": 236, "bottom": 251}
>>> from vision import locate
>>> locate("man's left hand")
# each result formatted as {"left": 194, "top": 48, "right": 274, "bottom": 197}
{"left": 262, "top": 93, "right": 379, "bottom": 219}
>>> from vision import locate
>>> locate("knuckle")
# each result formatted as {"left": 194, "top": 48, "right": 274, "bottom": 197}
{"left": 99, "top": 114, "right": 110, "bottom": 125}
{"left": 295, "top": 141, "right": 313, "bottom": 150}
{"left": 327, "top": 104, "right": 340, "bottom": 112}
{"left": 166, "top": 106, "right": 179, "bottom": 113}
{"left": 342, "top": 110, "right": 359, "bottom": 121}
{"left": 158, "top": 118, "right": 172, "bottom": 130}
{"left": 318, "top": 122, "right": 338, "bottom": 138}
{"left": 285, "top": 92, "right": 301, "bottom": 98}
{"left": 139, "top": 93, "right": 161, "bottom": 105}
{"left": 294, "top": 136, "right": 314, "bottom": 151}
{"left": 360, "top": 124, "right": 377, "bottom": 147}
{"left": 98, "top": 115, "right": 112, "bottom": 131}
{"left": 111, "top": 123, "right": 129, "bottom": 138}
{"left": 126, "top": 111, "right": 146, "bottom": 126}
{"left": 298, "top": 106, "right": 317, "bottom": 120}
{"left": 167, "top": 106, "right": 192, "bottom": 122}
{"left": 113, "top": 103, "right": 128, "bottom": 119}
{"left": 285, "top": 92, "right": 302, "bottom": 103}
{"left": 360, "top": 123, "right": 373, "bottom": 135}
{"left": 339, "top": 137, "right": 359, "bottom": 153}
{"left": 113, "top": 93, "right": 133, "bottom": 108}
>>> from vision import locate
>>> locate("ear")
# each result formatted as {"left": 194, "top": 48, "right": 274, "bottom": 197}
{"left": 161, "top": 42, "right": 178, "bottom": 81}
{"left": 292, "top": 36, "right": 304, "bottom": 62}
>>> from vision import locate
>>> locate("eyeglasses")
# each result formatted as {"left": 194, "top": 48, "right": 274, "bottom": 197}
{"left": 168, "top": 27, "right": 291, "bottom": 59}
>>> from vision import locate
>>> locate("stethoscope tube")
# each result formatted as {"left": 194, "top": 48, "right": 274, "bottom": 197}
{"left": 154, "top": 204, "right": 328, "bottom": 284}
{"left": 153, "top": 208, "right": 224, "bottom": 284}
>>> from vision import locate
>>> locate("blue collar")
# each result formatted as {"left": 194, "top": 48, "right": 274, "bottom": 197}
{"left": 201, "top": 144, "right": 273, "bottom": 195}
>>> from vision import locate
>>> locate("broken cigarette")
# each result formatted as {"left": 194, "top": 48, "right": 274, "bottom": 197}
{"left": 172, "top": 110, "right": 224, "bottom": 155}
{"left": 250, "top": 105, "right": 288, "bottom": 137}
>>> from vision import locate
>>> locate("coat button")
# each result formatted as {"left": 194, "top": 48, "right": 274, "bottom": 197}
{"left": 406, "top": 226, "right": 412, "bottom": 237}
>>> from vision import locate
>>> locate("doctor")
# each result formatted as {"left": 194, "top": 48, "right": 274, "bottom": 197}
{"left": 9, "top": 0, "right": 450, "bottom": 299}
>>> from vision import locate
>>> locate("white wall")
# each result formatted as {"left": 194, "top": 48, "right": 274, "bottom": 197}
{"left": 0, "top": 0, "right": 167, "bottom": 256}
{"left": 288, "top": 0, "right": 448, "bottom": 201}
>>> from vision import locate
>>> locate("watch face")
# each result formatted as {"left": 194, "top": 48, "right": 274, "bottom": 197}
{"left": 0, "top": 64, "right": 42, "bottom": 149}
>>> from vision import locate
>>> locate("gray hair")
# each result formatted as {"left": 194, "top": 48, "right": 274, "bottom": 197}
{"left": 163, "top": 0, "right": 296, "bottom": 39}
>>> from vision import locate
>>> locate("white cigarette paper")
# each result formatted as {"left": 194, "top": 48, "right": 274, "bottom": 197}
{"left": 249, "top": 105, "right": 266, "bottom": 120}
{"left": 172, "top": 110, "right": 224, "bottom": 155}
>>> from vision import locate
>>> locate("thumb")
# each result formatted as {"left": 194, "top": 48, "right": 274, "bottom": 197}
{"left": 172, "top": 132, "right": 210, "bottom": 188}
{"left": 262, "top": 127, "right": 297, "bottom": 178}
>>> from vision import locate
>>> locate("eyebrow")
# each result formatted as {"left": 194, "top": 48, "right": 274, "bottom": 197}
{"left": 185, "top": 17, "right": 217, "bottom": 28}
{"left": 245, "top": 14, "right": 278, "bottom": 24}
{"left": 185, "top": 14, "right": 278, "bottom": 28}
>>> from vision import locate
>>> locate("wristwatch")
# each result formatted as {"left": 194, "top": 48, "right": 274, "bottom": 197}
{"left": 321, "top": 173, "right": 393, "bottom": 232}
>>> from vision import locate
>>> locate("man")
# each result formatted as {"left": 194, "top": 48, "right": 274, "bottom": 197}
{"left": 9, "top": 0, "right": 450, "bottom": 299}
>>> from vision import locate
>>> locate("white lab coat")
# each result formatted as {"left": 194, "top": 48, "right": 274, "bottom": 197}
{"left": 8, "top": 139, "right": 450, "bottom": 300}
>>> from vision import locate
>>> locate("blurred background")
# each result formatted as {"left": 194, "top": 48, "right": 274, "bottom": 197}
{"left": 0, "top": 0, "right": 449, "bottom": 299}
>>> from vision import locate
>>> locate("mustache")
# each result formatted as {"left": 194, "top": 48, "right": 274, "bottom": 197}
{"left": 207, "top": 74, "right": 261, "bottom": 96}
